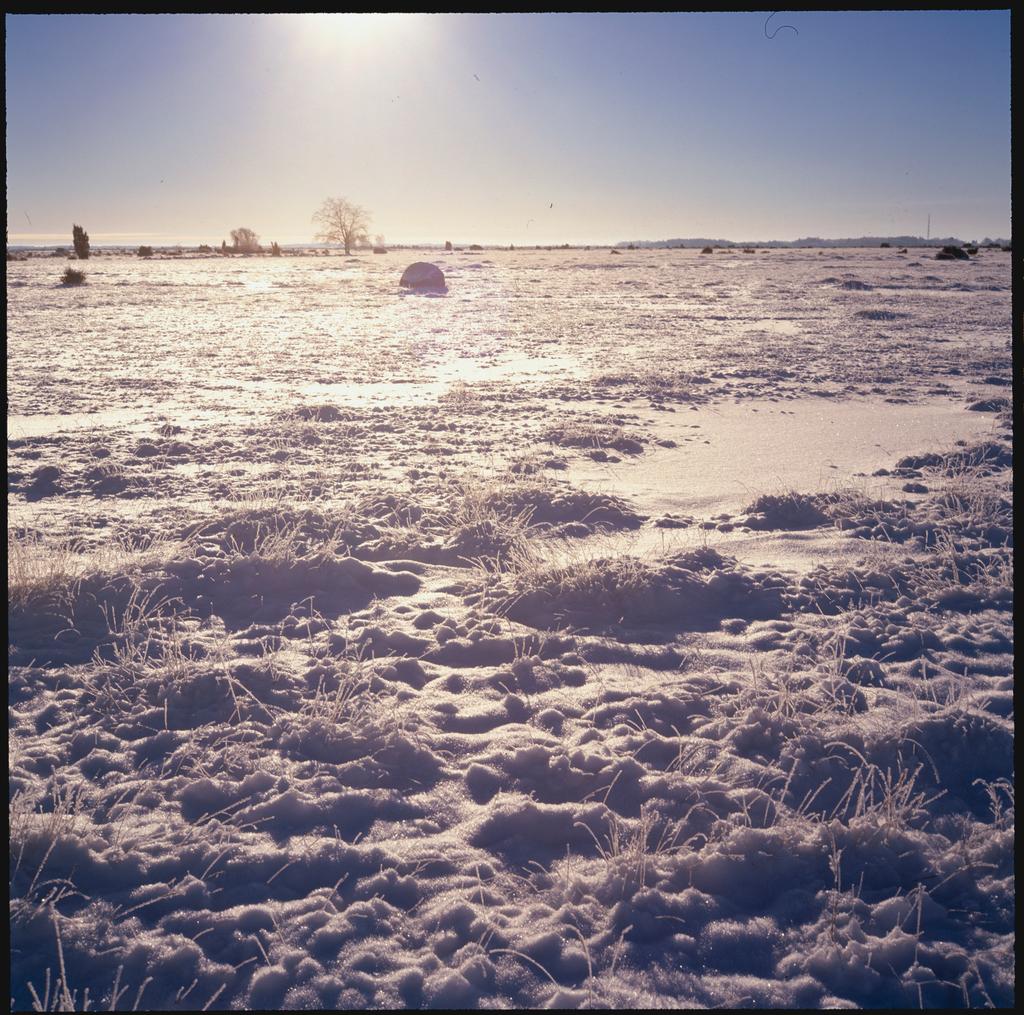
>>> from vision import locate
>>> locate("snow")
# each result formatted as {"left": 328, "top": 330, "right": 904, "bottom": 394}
{"left": 8, "top": 247, "right": 1014, "bottom": 1009}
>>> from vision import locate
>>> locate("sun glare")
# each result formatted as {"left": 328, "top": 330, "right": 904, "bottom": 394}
{"left": 292, "top": 13, "right": 418, "bottom": 59}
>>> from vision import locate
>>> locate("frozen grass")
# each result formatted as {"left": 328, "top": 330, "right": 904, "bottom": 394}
{"left": 739, "top": 452, "right": 1013, "bottom": 552}
{"left": 8, "top": 527, "right": 184, "bottom": 614}
{"left": 476, "top": 537, "right": 654, "bottom": 627}
{"left": 590, "top": 365, "right": 711, "bottom": 403}
{"left": 543, "top": 422, "right": 645, "bottom": 455}
{"left": 434, "top": 476, "right": 537, "bottom": 567}
{"left": 8, "top": 530, "right": 90, "bottom": 613}
{"left": 8, "top": 478, "right": 1014, "bottom": 1009}
{"left": 7, "top": 251, "right": 1013, "bottom": 1010}
{"left": 287, "top": 642, "right": 413, "bottom": 765}
{"left": 475, "top": 538, "right": 791, "bottom": 635}
{"left": 187, "top": 504, "right": 351, "bottom": 563}
{"left": 433, "top": 473, "right": 646, "bottom": 572}
{"left": 10, "top": 782, "right": 87, "bottom": 921}
{"left": 438, "top": 379, "right": 483, "bottom": 409}
{"left": 743, "top": 491, "right": 830, "bottom": 530}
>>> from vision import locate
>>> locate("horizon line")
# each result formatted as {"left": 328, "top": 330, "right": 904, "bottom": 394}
{"left": 7, "top": 233, "right": 1008, "bottom": 249}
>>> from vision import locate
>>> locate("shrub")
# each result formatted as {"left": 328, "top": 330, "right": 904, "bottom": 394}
{"left": 72, "top": 224, "right": 90, "bottom": 259}
{"left": 137, "top": 245, "right": 154, "bottom": 257}
{"left": 701, "top": 246, "right": 713, "bottom": 254}
{"left": 270, "top": 241, "right": 282, "bottom": 256}
{"left": 61, "top": 267, "right": 85, "bottom": 286}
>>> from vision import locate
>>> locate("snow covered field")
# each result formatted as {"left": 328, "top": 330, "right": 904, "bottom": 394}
{"left": 8, "top": 247, "right": 1013, "bottom": 1009}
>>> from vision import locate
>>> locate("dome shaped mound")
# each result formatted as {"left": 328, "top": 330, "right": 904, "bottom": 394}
{"left": 400, "top": 262, "right": 446, "bottom": 289}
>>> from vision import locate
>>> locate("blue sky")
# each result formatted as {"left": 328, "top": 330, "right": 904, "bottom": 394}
{"left": 5, "top": 12, "right": 1011, "bottom": 245}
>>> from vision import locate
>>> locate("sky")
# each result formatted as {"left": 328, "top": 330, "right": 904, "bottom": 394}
{"left": 5, "top": 12, "right": 1012, "bottom": 246}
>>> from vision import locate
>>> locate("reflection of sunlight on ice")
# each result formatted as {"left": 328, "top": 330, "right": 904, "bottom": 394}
{"left": 6, "top": 247, "right": 1010, "bottom": 431}
{"left": 301, "top": 352, "right": 583, "bottom": 404}
{"left": 8, "top": 407, "right": 155, "bottom": 439}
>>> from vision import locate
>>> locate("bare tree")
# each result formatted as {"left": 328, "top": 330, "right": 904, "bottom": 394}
{"left": 313, "top": 197, "right": 370, "bottom": 255}
{"left": 230, "top": 227, "right": 260, "bottom": 253}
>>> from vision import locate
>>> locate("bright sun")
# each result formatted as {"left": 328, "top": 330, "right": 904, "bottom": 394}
{"left": 293, "top": 13, "right": 413, "bottom": 57}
